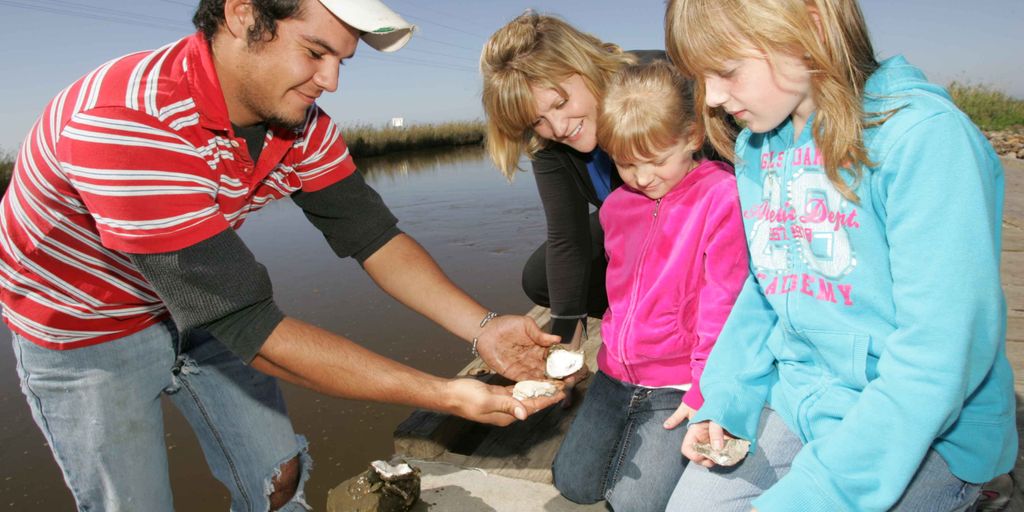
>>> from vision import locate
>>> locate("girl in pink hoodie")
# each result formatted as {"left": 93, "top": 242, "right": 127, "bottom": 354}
{"left": 551, "top": 60, "right": 749, "bottom": 512}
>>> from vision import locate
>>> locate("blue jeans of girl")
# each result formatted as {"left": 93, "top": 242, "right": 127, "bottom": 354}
{"left": 666, "top": 407, "right": 980, "bottom": 511}
{"left": 552, "top": 370, "right": 689, "bottom": 512}
{"left": 12, "top": 321, "right": 311, "bottom": 511}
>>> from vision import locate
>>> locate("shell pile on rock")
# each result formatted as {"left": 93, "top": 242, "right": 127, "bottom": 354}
{"left": 692, "top": 438, "right": 751, "bottom": 467}
{"left": 512, "top": 380, "right": 559, "bottom": 401}
{"left": 328, "top": 459, "right": 421, "bottom": 512}
{"left": 545, "top": 347, "right": 584, "bottom": 379}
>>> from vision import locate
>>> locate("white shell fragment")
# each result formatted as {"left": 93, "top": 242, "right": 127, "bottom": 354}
{"left": 512, "top": 380, "right": 559, "bottom": 400}
{"left": 545, "top": 347, "right": 584, "bottom": 379}
{"left": 370, "top": 460, "right": 415, "bottom": 480}
{"left": 692, "top": 438, "right": 751, "bottom": 467}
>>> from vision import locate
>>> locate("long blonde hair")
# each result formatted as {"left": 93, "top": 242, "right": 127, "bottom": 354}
{"left": 597, "top": 60, "right": 702, "bottom": 164}
{"left": 480, "top": 11, "right": 635, "bottom": 179}
{"left": 665, "top": 0, "right": 879, "bottom": 202}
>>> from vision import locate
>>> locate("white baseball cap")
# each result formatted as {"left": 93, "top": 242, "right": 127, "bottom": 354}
{"left": 317, "top": 0, "right": 415, "bottom": 52}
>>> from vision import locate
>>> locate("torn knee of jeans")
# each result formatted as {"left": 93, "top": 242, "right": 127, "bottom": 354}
{"left": 263, "top": 437, "right": 312, "bottom": 511}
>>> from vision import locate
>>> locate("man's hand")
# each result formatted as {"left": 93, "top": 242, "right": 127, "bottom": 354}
{"left": 474, "top": 315, "right": 560, "bottom": 381}
{"left": 442, "top": 377, "right": 566, "bottom": 426}
{"left": 681, "top": 420, "right": 743, "bottom": 467}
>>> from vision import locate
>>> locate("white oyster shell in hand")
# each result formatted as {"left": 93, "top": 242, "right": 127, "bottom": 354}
{"left": 545, "top": 347, "right": 584, "bottom": 379}
{"left": 512, "top": 380, "right": 559, "bottom": 401}
{"left": 692, "top": 438, "right": 751, "bottom": 467}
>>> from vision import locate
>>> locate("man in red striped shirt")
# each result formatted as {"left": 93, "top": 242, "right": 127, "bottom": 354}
{"left": 1, "top": 0, "right": 567, "bottom": 509}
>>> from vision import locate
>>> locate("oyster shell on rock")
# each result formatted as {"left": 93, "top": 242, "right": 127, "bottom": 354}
{"left": 331, "top": 458, "right": 421, "bottom": 512}
{"left": 692, "top": 438, "right": 751, "bottom": 467}
{"left": 545, "top": 347, "right": 584, "bottom": 379}
{"left": 512, "top": 380, "right": 559, "bottom": 400}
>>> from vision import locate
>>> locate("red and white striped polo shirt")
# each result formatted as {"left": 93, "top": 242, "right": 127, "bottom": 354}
{"left": 0, "top": 33, "right": 356, "bottom": 349}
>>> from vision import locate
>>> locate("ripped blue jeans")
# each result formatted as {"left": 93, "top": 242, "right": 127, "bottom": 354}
{"left": 12, "top": 321, "right": 311, "bottom": 511}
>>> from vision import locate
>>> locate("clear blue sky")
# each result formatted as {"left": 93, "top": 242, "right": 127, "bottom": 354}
{"left": 1, "top": 0, "right": 1021, "bottom": 152}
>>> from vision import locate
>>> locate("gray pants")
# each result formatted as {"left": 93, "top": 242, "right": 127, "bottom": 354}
{"left": 667, "top": 408, "right": 980, "bottom": 512}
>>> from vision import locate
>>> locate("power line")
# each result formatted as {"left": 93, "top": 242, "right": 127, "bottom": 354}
{"left": 402, "top": 13, "right": 489, "bottom": 40}
{"left": 388, "top": 0, "right": 484, "bottom": 28}
{"left": 409, "top": 33, "right": 481, "bottom": 53}
{"left": 0, "top": 0, "right": 185, "bottom": 32}
{"left": 38, "top": 0, "right": 183, "bottom": 25}
{"left": 358, "top": 53, "right": 478, "bottom": 74}
{"left": 400, "top": 47, "right": 479, "bottom": 66}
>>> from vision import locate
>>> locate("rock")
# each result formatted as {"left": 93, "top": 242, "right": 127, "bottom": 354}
{"left": 326, "top": 459, "right": 421, "bottom": 512}
{"left": 984, "top": 128, "right": 1024, "bottom": 159}
{"left": 691, "top": 438, "right": 751, "bottom": 467}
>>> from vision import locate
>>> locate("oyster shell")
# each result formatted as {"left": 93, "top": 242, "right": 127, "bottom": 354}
{"left": 692, "top": 438, "right": 751, "bottom": 467}
{"left": 512, "top": 380, "right": 559, "bottom": 400}
{"left": 330, "top": 458, "right": 421, "bottom": 511}
{"left": 545, "top": 347, "right": 584, "bottom": 379}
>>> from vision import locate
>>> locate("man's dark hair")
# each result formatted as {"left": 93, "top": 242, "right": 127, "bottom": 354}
{"left": 193, "top": 0, "right": 304, "bottom": 44}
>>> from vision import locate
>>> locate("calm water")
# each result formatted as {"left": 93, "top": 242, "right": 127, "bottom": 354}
{"left": 0, "top": 146, "right": 548, "bottom": 510}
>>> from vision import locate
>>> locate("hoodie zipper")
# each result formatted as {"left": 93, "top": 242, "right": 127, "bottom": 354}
{"left": 617, "top": 198, "right": 662, "bottom": 382}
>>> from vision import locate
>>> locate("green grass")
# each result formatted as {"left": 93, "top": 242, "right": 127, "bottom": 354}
{"left": 1, "top": 148, "right": 13, "bottom": 196}
{"left": 342, "top": 120, "right": 485, "bottom": 158}
{"left": 949, "top": 82, "right": 1024, "bottom": 131}
{"left": 2, "top": 88, "right": 1019, "bottom": 196}
{"left": 0, "top": 121, "right": 486, "bottom": 195}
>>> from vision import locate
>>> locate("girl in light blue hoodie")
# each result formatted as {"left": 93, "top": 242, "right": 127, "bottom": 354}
{"left": 662, "top": 0, "right": 1017, "bottom": 511}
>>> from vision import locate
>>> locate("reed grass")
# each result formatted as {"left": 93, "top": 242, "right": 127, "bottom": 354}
{"left": 343, "top": 120, "right": 485, "bottom": 158}
{"left": 948, "top": 82, "right": 1024, "bottom": 131}
{"left": 1, "top": 86, "right": 1021, "bottom": 196}
{"left": 1, "top": 148, "right": 13, "bottom": 196}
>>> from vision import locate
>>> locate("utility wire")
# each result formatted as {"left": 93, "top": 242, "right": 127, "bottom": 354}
{"left": 409, "top": 34, "right": 481, "bottom": 53}
{"left": 39, "top": 0, "right": 183, "bottom": 25}
{"left": 388, "top": 0, "right": 485, "bottom": 28}
{"left": 400, "top": 47, "right": 479, "bottom": 65}
{"left": 358, "top": 54, "right": 478, "bottom": 74}
{"left": 402, "top": 13, "right": 489, "bottom": 40}
{"left": 0, "top": 0, "right": 185, "bottom": 32}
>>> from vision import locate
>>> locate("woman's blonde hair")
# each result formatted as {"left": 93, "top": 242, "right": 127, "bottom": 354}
{"left": 665, "top": 0, "right": 879, "bottom": 202}
{"left": 597, "top": 60, "right": 702, "bottom": 165}
{"left": 481, "top": 11, "right": 635, "bottom": 179}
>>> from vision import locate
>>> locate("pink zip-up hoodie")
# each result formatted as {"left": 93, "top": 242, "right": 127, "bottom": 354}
{"left": 598, "top": 159, "right": 748, "bottom": 410}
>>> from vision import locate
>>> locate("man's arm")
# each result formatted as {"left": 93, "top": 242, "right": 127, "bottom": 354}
{"left": 362, "top": 233, "right": 562, "bottom": 382}
{"left": 130, "top": 229, "right": 565, "bottom": 425}
{"left": 251, "top": 317, "right": 560, "bottom": 425}
{"left": 293, "top": 173, "right": 562, "bottom": 382}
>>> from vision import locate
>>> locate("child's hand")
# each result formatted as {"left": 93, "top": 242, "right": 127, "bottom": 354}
{"left": 681, "top": 420, "right": 741, "bottom": 467}
{"left": 662, "top": 401, "right": 696, "bottom": 430}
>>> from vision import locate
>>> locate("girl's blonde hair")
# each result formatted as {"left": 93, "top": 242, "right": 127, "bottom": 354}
{"left": 665, "top": 0, "right": 879, "bottom": 201}
{"left": 480, "top": 11, "right": 635, "bottom": 179}
{"left": 597, "top": 60, "right": 703, "bottom": 165}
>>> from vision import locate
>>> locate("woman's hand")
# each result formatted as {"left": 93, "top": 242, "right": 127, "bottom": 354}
{"left": 663, "top": 401, "right": 696, "bottom": 430}
{"left": 681, "top": 420, "right": 743, "bottom": 467}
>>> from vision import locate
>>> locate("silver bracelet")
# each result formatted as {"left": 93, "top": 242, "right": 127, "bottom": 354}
{"left": 470, "top": 311, "right": 499, "bottom": 357}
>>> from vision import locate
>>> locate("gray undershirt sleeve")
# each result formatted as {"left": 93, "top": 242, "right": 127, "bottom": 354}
{"left": 128, "top": 229, "right": 285, "bottom": 362}
{"left": 290, "top": 171, "right": 401, "bottom": 264}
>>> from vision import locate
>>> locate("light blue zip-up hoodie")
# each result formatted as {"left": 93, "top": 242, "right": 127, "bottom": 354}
{"left": 693, "top": 56, "right": 1017, "bottom": 511}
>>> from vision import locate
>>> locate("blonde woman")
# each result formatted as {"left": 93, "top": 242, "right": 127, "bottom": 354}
{"left": 664, "top": 0, "right": 1016, "bottom": 510}
{"left": 480, "top": 11, "right": 661, "bottom": 346}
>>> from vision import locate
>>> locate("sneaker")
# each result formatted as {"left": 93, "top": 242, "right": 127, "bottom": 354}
{"left": 973, "top": 473, "right": 1014, "bottom": 512}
